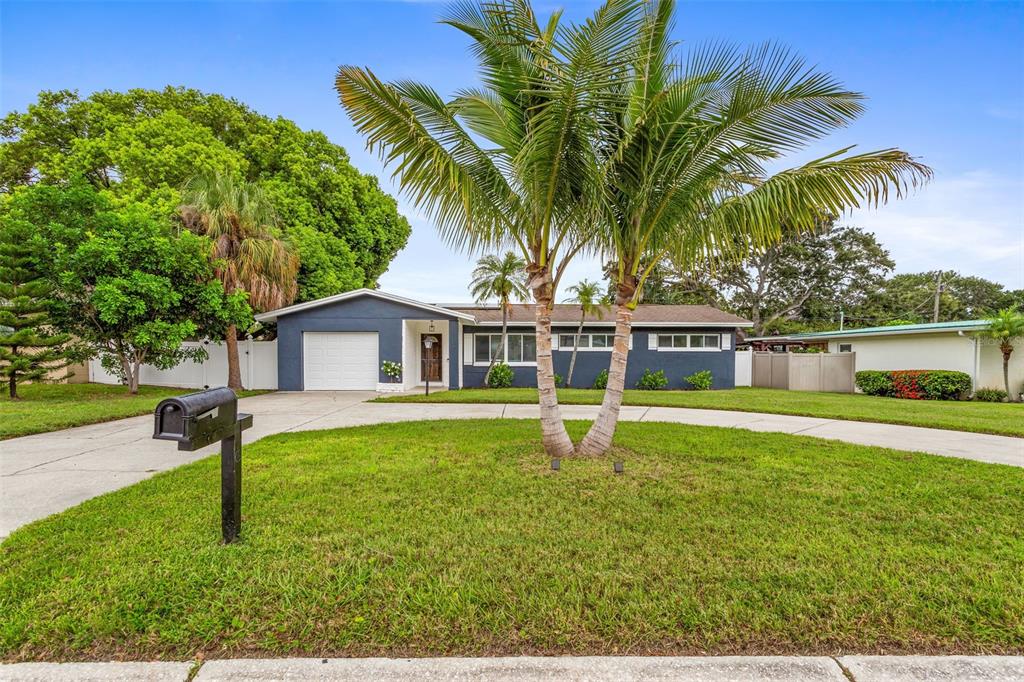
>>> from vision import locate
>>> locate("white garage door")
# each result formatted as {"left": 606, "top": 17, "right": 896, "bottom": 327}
{"left": 303, "top": 332, "right": 379, "bottom": 390}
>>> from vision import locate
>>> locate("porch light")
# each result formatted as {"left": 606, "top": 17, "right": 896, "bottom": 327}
{"left": 422, "top": 334, "right": 438, "bottom": 396}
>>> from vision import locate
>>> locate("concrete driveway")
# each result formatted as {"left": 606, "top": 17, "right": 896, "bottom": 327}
{"left": 3, "top": 391, "right": 1022, "bottom": 538}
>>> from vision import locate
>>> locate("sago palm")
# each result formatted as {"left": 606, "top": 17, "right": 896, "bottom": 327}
{"left": 564, "top": 279, "right": 606, "bottom": 387}
{"left": 980, "top": 308, "right": 1024, "bottom": 402}
{"left": 576, "top": 0, "right": 933, "bottom": 455}
{"left": 336, "top": 0, "right": 645, "bottom": 456}
{"left": 470, "top": 252, "right": 529, "bottom": 384}
{"left": 179, "top": 172, "right": 299, "bottom": 390}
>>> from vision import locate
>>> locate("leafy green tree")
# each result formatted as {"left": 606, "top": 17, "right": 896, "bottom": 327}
{"left": 337, "top": 0, "right": 639, "bottom": 456}
{"left": 857, "top": 271, "right": 1018, "bottom": 325}
{"left": 180, "top": 172, "right": 299, "bottom": 390}
{"left": 564, "top": 280, "right": 607, "bottom": 388}
{"left": 469, "top": 252, "right": 528, "bottom": 385}
{"left": 576, "top": 1, "right": 931, "bottom": 455}
{"left": 29, "top": 186, "right": 250, "bottom": 394}
{"left": 0, "top": 87, "right": 410, "bottom": 301}
{"left": 0, "top": 209, "right": 70, "bottom": 398}
{"left": 979, "top": 308, "right": 1024, "bottom": 402}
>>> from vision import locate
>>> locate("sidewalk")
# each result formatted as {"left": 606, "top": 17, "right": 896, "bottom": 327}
{"left": 4, "top": 656, "right": 1024, "bottom": 681}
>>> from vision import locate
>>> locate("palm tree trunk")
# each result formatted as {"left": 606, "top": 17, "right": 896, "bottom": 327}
{"left": 1003, "top": 345, "right": 1015, "bottom": 402}
{"left": 567, "top": 315, "right": 584, "bottom": 387}
{"left": 577, "top": 302, "right": 634, "bottom": 456}
{"left": 529, "top": 270, "right": 574, "bottom": 458}
{"left": 485, "top": 305, "right": 508, "bottom": 386}
{"left": 225, "top": 324, "right": 243, "bottom": 391}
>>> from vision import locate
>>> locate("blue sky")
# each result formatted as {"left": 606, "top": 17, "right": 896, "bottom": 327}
{"left": 2, "top": 0, "right": 1022, "bottom": 301}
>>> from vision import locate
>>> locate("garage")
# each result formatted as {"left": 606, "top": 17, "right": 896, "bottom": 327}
{"left": 303, "top": 332, "right": 379, "bottom": 390}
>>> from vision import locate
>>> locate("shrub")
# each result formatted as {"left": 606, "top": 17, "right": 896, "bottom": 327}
{"left": 380, "top": 360, "right": 402, "bottom": 382}
{"left": 636, "top": 368, "right": 668, "bottom": 390}
{"left": 857, "top": 369, "right": 971, "bottom": 400}
{"left": 684, "top": 370, "right": 713, "bottom": 390}
{"left": 554, "top": 373, "right": 564, "bottom": 388}
{"left": 973, "top": 387, "right": 1008, "bottom": 403}
{"left": 856, "top": 370, "right": 894, "bottom": 397}
{"left": 487, "top": 363, "right": 514, "bottom": 388}
{"left": 593, "top": 369, "right": 608, "bottom": 390}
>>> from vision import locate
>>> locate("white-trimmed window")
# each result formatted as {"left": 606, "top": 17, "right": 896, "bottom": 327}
{"left": 656, "top": 333, "right": 721, "bottom": 351}
{"left": 474, "top": 333, "right": 536, "bottom": 365}
{"left": 558, "top": 333, "right": 615, "bottom": 350}
{"left": 838, "top": 343, "right": 853, "bottom": 353}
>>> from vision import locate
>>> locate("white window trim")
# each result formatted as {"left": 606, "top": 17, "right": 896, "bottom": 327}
{"left": 654, "top": 333, "right": 724, "bottom": 352}
{"left": 470, "top": 332, "right": 538, "bottom": 367}
{"left": 556, "top": 332, "right": 626, "bottom": 352}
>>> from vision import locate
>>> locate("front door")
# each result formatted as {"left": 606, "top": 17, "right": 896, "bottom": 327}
{"left": 421, "top": 334, "right": 442, "bottom": 382}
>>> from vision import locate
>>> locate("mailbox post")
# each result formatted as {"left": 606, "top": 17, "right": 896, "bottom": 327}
{"left": 153, "top": 388, "right": 253, "bottom": 543}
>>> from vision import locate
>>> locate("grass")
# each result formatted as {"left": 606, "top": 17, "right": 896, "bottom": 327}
{"left": 0, "top": 383, "right": 267, "bottom": 440}
{"left": 376, "top": 387, "right": 1024, "bottom": 437}
{"left": 2, "top": 419, "right": 1021, "bottom": 661}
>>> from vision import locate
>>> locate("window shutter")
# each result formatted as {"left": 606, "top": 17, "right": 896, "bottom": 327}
{"left": 721, "top": 333, "right": 732, "bottom": 350}
{"left": 463, "top": 333, "right": 473, "bottom": 364}
{"left": 551, "top": 333, "right": 559, "bottom": 350}
{"left": 628, "top": 334, "right": 633, "bottom": 350}
{"left": 648, "top": 333, "right": 657, "bottom": 350}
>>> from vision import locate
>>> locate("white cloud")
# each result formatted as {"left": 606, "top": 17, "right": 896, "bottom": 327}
{"left": 846, "top": 170, "right": 1024, "bottom": 289}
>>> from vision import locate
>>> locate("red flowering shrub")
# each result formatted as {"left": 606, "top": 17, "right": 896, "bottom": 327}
{"left": 892, "top": 370, "right": 926, "bottom": 400}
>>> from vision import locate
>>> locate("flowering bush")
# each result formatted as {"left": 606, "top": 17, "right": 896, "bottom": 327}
{"left": 858, "top": 369, "right": 970, "bottom": 400}
{"left": 381, "top": 360, "right": 402, "bottom": 382}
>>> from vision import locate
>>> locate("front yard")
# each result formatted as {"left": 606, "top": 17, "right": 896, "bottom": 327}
{"left": 0, "top": 383, "right": 266, "bottom": 440}
{"left": 377, "top": 387, "right": 1024, "bottom": 437}
{"left": 3, "top": 419, "right": 1021, "bottom": 660}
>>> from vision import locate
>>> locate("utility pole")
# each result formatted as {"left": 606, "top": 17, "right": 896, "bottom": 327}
{"left": 839, "top": 308, "right": 844, "bottom": 331}
{"left": 932, "top": 272, "right": 944, "bottom": 323}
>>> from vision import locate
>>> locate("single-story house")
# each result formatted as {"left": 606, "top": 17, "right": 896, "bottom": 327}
{"left": 254, "top": 289, "right": 752, "bottom": 392}
{"left": 785, "top": 320, "right": 1023, "bottom": 395}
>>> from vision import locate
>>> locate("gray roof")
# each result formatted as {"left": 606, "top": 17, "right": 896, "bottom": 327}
{"left": 450, "top": 304, "right": 751, "bottom": 326}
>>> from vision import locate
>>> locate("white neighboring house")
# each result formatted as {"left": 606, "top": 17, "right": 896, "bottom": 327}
{"left": 789, "top": 320, "right": 1023, "bottom": 396}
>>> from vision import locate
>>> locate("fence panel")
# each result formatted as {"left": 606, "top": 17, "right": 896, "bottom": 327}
{"left": 751, "top": 351, "right": 855, "bottom": 393}
{"left": 734, "top": 349, "right": 752, "bottom": 387}
{"left": 89, "top": 340, "right": 278, "bottom": 390}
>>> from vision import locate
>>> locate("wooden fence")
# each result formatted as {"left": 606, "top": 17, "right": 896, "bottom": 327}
{"left": 751, "top": 352, "right": 855, "bottom": 393}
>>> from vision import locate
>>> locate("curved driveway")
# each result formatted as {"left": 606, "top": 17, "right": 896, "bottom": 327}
{"left": 2, "top": 391, "right": 1021, "bottom": 538}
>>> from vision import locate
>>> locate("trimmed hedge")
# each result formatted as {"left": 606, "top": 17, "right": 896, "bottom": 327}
{"left": 855, "top": 369, "right": 971, "bottom": 400}
{"left": 487, "top": 363, "right": 514, "bottom": 388}
{"left": 636, "top": 368, "right": 669, "bottom": 390}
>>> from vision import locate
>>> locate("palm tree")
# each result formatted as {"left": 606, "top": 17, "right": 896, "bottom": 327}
{"left": 980, "top": 308, "right": 1024, "bottom": 402}
{"left": 470, "top": 252, "right": 528, "bottom": 384}
{"left": 575, "top": 0, "right": 932, "bottom": 455}
{"left": 336, "top": 0, "right": 644, "bottom": 457}
{"left": 179, "top": 172, "right": 299, "bottom": 391}
{"left": 564, "top": 279, "right": 606, "bottom": 387}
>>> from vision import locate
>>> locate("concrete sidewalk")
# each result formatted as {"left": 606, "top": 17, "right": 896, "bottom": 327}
{"left": 4, "top": 656, "right": 1024, "bottom": 681}
{"left": 3, "top": 392, "right": 1021, "bottom": 538}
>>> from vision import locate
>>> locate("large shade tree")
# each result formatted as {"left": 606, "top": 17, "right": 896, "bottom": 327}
{"left": 180, "top": 173, "right": 300, "bottom": 390}
{"left": 337, "top": 0, "right": 644, "bottom": 456}
{"left": 469, "top": 252, "right": 528, "bottom": 385}
{"left": 575, "top": 0, "right": 932, "bottom": 455}
{"left": 0, "top": 87, "right": 410, "bottom": 301}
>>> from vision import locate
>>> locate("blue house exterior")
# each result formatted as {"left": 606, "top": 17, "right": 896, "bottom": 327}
{"left": 255, "top": 289, "right": 750, "bottom": 392}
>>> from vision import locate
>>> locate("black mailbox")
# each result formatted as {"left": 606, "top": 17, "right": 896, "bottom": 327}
{"left": 154, "top": 387, "right": 253, "bottom": 543}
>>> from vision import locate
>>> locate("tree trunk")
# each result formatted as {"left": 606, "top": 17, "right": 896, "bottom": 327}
{"left": 576, "top": 302, "right": 634, "bottom": 455}
{"left": 566, "top": 315, "right": 584, "bottom": 387}
{"left": 529, "top": 268, "right": 574, "bottom": 458}
{"left": 225, "top": 324, "right": 243, "bottom": 391}
{"left": 125, "top": 359, "right": 141, "bottom": 395}
{"left": 1003, "top": 344, "right": 1015, "bottom": 402}
{"left": 485, "top": 306, "right": 508, "bottom": 386}
{"left": 8, "top": 373, "right": 18, "bottom": 400}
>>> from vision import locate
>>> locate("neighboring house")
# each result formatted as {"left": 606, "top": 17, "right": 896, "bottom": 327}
{"left": 740, "top": 334, "right": 829, "bottom": 353}
{"left": 254, "top": 289, "right": 751, "bottom": 391}
{"left": 785, "top": 320, "right": 1023, "bottom": 394}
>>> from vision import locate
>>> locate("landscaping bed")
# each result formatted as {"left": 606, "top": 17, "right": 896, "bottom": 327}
{"left": 0, "top": 384, "right": 267, "bottom": 439}
{"left": 375, "top": 387, "right": 1024, "bottom": 437}
{"left": 2, "top": 420, "right": 1021, "bottom": 661}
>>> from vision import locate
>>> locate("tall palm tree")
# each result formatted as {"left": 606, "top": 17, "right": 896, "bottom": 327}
{"left": 179, "top": 172, "right": 299, "bottom": 391}
{"left": 470, "top": 252, "right": 529, "bottom": 384}
{"left": 564, "top": 279, "right": 606, "bottom": 387}
{"left": 575, "top": 0, "right": 933, "bottom": 455}
{"left": 980, "top": 308, "right": 1024, "bottom": 402}
{"left": 336, "top": 0, "right": 644, "bottom": 456}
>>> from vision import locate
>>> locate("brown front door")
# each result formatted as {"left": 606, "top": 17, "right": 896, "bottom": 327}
{"left": 421, "top": 334, "right": 442, "bottom": 382}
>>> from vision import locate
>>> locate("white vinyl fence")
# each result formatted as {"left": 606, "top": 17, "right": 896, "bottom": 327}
{"left": 734, "top": 348, "right": 752, "bottom": 387}
{"left": 89, "top": 340, "right": 278, "bottom": 390}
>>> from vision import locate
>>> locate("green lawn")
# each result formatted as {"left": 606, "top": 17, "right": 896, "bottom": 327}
{"left": 0, "top": 383, "right": 266, "bottom": 440}
{"left": 3, "top": 419, "right": 1021, "bottom": 661}
{"left": 376, "top": 387, "right": 1024, "bottom": 437}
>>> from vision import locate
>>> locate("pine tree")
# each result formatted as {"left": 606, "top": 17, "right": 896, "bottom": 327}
{"left": 0, "top": 219, "right": 70, "bottom": 399}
